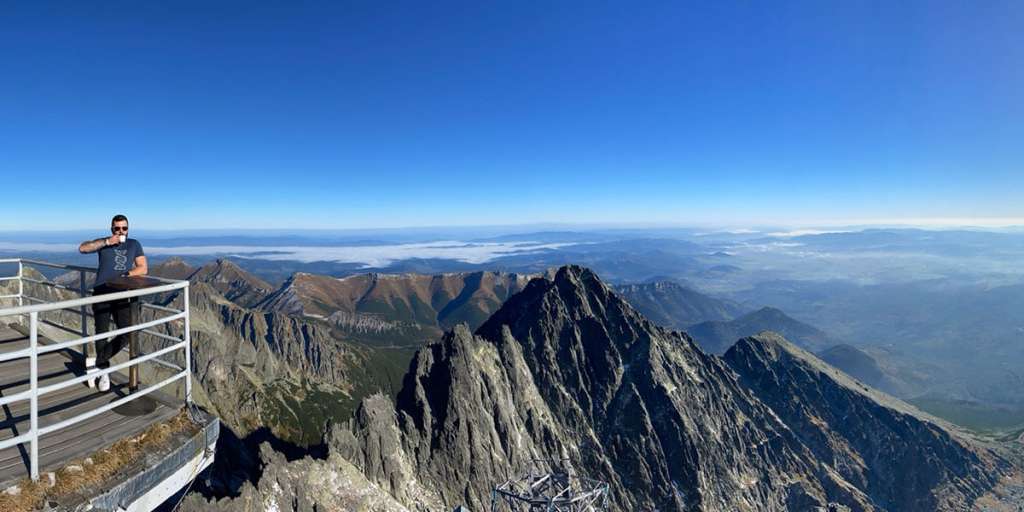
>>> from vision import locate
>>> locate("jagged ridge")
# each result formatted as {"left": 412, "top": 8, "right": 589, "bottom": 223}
{"left": 335, "top": 266, "right": 880, "bottom": 511}
{"left": 723, "top": 332, "right": 1008, "bottom": 511}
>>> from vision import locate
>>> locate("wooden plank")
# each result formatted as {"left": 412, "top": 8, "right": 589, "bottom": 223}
{"left": 0, "top": 404, "right": 177, "bottom": 481}
{"left": 0, "top": 403, "right": 177, "bottom": 473}
{"left": 0, "top": 382, "right": 131, "bottom": 437}
{"left": 0, "top": 412, "right": 124, "bottom": 474}
{"left": 2, "top": 323, "right": 182, "bottom": 408}
{"left": 3, "top": 409, "right": 137, "bottom": 470}
{"left": 0, "top": 363, "right": 108, "bottom": 416}
{"left": 0, "top": 356, "right": 76, "bottom": 390}
{"left": 0, "top": 326, "right": 28, "bottom": 354}
{"left": 0, "top": 385, "right": 175, "bottom": 448}
{"left": 0, "top": 323, "right": 186, "bottom": 485}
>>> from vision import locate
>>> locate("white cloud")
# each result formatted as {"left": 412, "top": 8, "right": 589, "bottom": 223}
{"left": 149, "top": 240, "right": 573, "bottom": 267}
{"left": 0, "top": 240, "right": 575, "bottom": 267}
{"left": 765, "top": 229, "right": 853, "bottom": 237}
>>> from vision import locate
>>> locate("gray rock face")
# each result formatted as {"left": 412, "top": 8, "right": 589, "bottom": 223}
{"left": 190, "top": 258, "right": 275, "bottom": 308}
{"left": 157, "top": 282, "right": 371, "bottom": 443}
{"left": 335, "top": 266, "right": 879, "bottom": 511}
{"left": 331, "top": 266, "right": 1011, "bottom": 511}
{"left": 180, "top": 443, "right": 411, "bottom": 512}
{"left": 723, "top": 333, "right": 1009, "bottom": 511}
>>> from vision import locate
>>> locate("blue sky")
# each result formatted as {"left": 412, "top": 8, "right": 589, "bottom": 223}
{"left": 1, "top": 1, "right": 1021, "bottom": 230}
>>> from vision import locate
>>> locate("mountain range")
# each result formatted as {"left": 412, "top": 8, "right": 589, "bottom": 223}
{"left": 258, "top": 268, "right": 532, "bottom": 345}
{"left": 7, "top": 258, "right": 1021, "bottom": 510}
{"left": 183, "top": 265, "right": 1016, "bottom": 511}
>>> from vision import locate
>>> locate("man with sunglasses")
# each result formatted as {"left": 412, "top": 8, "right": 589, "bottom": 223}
{"left": 78, "top": 214, "right": 148, "bottom": 392}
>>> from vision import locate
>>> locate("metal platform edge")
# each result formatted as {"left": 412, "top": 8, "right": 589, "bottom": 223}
{"left": 80, "top": 405, "right": 219, "bottom": 512}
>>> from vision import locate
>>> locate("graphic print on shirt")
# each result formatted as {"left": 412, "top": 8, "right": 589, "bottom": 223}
{"left": 114, "top": 248, "right": 128, "bottom": 272}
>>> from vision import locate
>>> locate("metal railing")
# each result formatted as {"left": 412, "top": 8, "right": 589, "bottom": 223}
{"left": 0, "top": 258, "right": 192, "bottom": 481}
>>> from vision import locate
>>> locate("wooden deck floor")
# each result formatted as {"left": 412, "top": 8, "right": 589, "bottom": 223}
{"left": 0, "top": 323, "right": 179, "bottom": 487}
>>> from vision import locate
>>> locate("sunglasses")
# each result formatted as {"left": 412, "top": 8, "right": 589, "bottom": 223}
{"left": 112, "top": 226, "right": 129, "bottom": 232}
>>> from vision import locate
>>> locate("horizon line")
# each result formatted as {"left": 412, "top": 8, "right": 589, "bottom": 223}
{"left": 0, "top": 217, "right": 1023, "bottom": 234}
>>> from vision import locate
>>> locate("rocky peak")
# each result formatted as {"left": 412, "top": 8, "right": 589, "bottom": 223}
{"left": 338, "top": 266, "right": 879, "bottom": 511}
{"left": 723, "top": 332, "right": 1008, "bottom": 511}
{"left": 477, "top": 264, "right": 642, "bottom": 345}
{"left": 190, "top": 258, "right": 274, "bottom": 308}
{"left": 149, "top": 256, "right": 197, "bottom": 281}
{"left": 186, "top": 265, "right": 1013, "bottom": 511}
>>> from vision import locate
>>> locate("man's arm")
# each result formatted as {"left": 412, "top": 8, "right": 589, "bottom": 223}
{"left": 128, "top": 255, "right": 148, "bottom": 276}
{"left": 79, "top": 235, "right": 118, "bottom": 254}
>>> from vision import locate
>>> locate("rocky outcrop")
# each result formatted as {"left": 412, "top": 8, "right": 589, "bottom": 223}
{"left": 181, "top": 442, "right": 411, "bottom": 512}
{"left": 333, "top": 266, "right": 877, "bottom": 511}
{"left": 327, "top": 266, "right": 1011, "bottom": 511}
{"left": 723, "top": 332, "right": 1008, "bottom": 511}
{"left": 189, "top": 258, "right": 274, "bottom": 308}
{"left": 149, "top": 282, "right": 373, "bottom": 444}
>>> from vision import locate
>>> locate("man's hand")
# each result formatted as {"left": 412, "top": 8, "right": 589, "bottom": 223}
{"left": 78, "top": 236, "right": 117, "bottom": 254}
{"left": 127, "top": 255, "right": 148, "bottom": 277}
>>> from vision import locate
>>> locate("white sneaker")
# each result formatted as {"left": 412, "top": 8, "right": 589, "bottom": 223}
{"left": 98, "top": 373, "right": 110, "bottom": 392}
{"left": 85, "top": 358, "right": 98, "bottom": 389}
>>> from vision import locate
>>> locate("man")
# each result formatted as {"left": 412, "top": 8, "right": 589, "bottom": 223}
{"left": 78, "top": 214, "right": 148, "bottom": 392}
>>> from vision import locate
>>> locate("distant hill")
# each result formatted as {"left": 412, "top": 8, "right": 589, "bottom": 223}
{"left": 686, "top": 308, "right": 920, "bottom": 397}
{"left": 615, "top": 280, "right": 744, "bottom": 329}
{"left": 817, "top": 344, "right": 932, "bottom": 399}
{"left": 149, "top": 257, "right": 275, "bottom": 308}
{"left": 257, "top": 270, "right": 534, "bottom": 346}
{"left": 818, "top": 343, "right": 886, "bottom": 386}
{"left": 149, "top": 256, "right": 196, "bottom": 281}
{"left": 687, "top": 306, "right": 834, "bottom": 354}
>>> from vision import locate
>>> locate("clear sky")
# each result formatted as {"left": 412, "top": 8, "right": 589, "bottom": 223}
{"left": 1, "top": 1, "right": 1021, "bottom": 230}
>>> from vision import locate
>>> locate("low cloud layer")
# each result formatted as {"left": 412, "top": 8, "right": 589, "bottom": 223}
{"left": 0, "top": 240, "right": 574, "bottom": 268}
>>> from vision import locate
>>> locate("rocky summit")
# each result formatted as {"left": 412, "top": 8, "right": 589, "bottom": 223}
{"left": 176, "top": 264, "right": 1013, "bottom": 511}
{"left": 335, "top": 266, "right": 1013, "bottom": 511}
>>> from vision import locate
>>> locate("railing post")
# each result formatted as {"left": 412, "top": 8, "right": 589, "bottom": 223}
{"left": 184, "top": 284, "right": 192, "bottom": 404}
{"left": 29, "top": 311, "right": 39, "bottom": 481}
{"left": 16, "top": 260, "right": 23, "bottom": 309}
{"left": 79, "top": 270, "right": 91, "bottom": 361}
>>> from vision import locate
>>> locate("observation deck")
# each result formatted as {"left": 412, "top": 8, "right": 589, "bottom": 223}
{"left": 0, "top": 258, "right": 218, "bottom": 511}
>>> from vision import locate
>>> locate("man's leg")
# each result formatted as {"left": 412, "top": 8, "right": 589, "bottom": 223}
{"left": 95, "top": 297, "right": 131, "bottom": 392}
{"left": 91, "top": 298, "right": 112, "bottom": 388}
{"left": 108, "top": 298, "right": 133, "bottom": 361}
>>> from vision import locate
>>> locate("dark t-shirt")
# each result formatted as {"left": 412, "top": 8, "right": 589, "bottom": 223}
{"left": 94, "top": 238, "right": 144, "bottom": 288}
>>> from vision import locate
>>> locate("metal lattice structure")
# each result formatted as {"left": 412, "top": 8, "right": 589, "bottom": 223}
{"left": 491, "top": 457, "right": 609, "bottom": 512}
